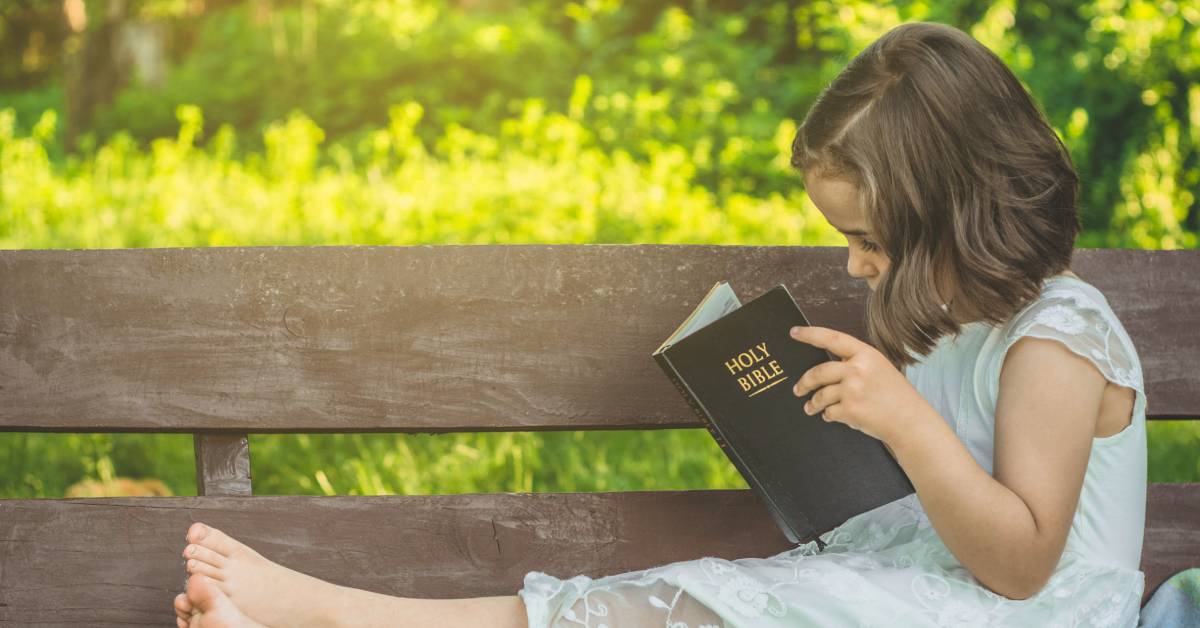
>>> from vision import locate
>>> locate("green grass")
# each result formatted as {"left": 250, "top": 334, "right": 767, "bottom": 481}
{"left": 2, "top": 420, "right": 1194, "bottom": 500}
{"left": 0, "top": 430, "right": 751, "bottom": 498}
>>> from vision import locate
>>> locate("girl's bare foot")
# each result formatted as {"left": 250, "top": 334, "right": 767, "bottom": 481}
{"left": 181, "top": 520, "right": 528, "bottom": 628}
{"left": 183, "top": 522, "right": 347, "bottom": 628}
{"left": 176, "top": 573, "right": 267, "bottom": 628}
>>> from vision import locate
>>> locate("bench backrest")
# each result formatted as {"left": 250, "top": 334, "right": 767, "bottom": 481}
{"left": 0, "top": 245, "right": 1197, "bottom": 624}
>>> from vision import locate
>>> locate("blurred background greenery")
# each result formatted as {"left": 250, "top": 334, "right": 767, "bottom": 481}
{"left": 1, "top": 0, "right": 1197, "bottom": 499}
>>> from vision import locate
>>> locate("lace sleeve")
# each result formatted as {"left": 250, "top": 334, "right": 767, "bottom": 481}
{"left": 1000, "top": 286, "right": 1144, "bottom": 397}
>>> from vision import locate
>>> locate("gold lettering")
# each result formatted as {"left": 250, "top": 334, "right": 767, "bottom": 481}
{"left": 728, "top": 343, "right": 789, "bottom": 397}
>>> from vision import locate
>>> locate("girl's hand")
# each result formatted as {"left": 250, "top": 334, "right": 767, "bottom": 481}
{"left": 789, "top": 325, "right": 934, "bottom": 445}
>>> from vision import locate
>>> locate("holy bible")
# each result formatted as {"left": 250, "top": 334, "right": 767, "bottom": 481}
{"left": 651, "top": 282, "right": 914, "bottom": 546}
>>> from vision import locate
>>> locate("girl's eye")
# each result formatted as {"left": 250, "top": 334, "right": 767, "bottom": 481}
{"left": 857, "top": 238, "right": 880, "bottom": 253}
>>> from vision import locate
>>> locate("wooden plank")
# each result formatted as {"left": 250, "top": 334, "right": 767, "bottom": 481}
{"left": 1, "top": 246, "right": 1197, "bottom": 432}
{"left": 0, "top": 485, "right": 1194, "bottom": 624}
{"left": 194, "top": 433, "right": 252, "bottom": 496}
{"left": 0, "top": 490, "right": 790, "bottom": 625}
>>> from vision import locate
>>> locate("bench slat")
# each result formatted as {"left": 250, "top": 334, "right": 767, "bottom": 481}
{"left": 2, "top": 246, "right": 1197, "bottom": 432}
{"left": 194, "top": 433, "right": 252, "bottom": 496}
{"left": 0, "top": 484, "right": 1195, "bottom": 624}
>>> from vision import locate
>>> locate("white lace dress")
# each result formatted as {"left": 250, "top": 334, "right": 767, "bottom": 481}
{"left": 518, "top": 274, "right": 1148, "bottom": 627}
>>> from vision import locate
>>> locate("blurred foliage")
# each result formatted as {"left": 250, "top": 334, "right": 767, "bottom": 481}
{"left": 5, "top": 0, "right": 1199, "bottom": 243}
{"left": 0, "top": 432, "right": 197, "bottom": 497}
{"left": 250, "top": 430, "right": 747, "bottom": 497}
{"left": 0, "top": 0, "right": 1196, "bottom": 498}
{"left": 1148, "top": 421, "right": 1200, "bottom": 482}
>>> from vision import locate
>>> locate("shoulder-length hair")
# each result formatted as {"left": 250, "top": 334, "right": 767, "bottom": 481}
{"left": 791, "top": 21, "right": 1081, "bottom": 368}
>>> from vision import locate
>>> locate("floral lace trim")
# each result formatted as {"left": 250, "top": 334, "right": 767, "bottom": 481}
{"left": 1007, "top": 288, "right": 1143, "bottom": 394}
{"left": 523, "top": 498, "right": 1142, "bottom": 627}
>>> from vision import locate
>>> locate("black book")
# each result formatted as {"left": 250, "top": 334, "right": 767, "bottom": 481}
{"left": 651, "top": 281, "right": 915, "bottom": 546}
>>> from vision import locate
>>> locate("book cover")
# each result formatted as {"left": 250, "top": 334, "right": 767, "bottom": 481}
{"left": 652, "top": 282, "right": 915, "bottom": 545}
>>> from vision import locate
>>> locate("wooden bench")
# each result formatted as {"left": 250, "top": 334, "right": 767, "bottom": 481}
{"left": 0, "top": 244, "right": 1197, "bottom": 625}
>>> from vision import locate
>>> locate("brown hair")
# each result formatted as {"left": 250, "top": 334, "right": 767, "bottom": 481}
{"left": 791, "top": 21, "right": 1080, "bottom": 368}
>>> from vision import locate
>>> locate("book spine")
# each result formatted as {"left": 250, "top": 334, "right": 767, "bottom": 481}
{"left": 653, "top": 351, "right": 811, "bottom": 545}
{"left": 654, "top": 353, "right": 733, "bottom": 451}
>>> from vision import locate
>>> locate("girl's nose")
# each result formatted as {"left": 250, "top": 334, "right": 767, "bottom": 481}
{"left": 847, "top": 251, "right": 876, "bottom": 281}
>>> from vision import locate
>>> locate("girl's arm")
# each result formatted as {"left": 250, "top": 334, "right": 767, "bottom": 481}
{"left": 887, "top": 335, "right": 1103, "bottom": 599}
{"left": 790, "top": 326, "right": 1106, "bottom": 600}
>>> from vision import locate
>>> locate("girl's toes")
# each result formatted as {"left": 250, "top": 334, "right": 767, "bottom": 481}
{"left": 175, "top": 591, "right": 194, "bottom": 618}
{"left": 187, "top": 522, "right": 244, "bottom": 558}
{"left": 186, "top": 558, "right": 225, "bottom": 581}
{"left": 184, "top": 543, "right": 227, "bottom": 568}
{"left": 185, "top": 573, "right": 221, "bottom": 612}
{"left": 186, "top": 573, "right": 266, "bottom": 628}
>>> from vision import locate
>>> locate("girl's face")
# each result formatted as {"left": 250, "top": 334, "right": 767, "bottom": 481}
{"left": 804, "top": 172, "right": 890, "bottom": 291}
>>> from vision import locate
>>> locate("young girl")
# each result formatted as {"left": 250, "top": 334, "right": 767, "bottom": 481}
{"left": 174, "top": 21, "right": 1147, "bottom": 628}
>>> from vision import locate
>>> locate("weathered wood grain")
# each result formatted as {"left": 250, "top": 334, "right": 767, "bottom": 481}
{"left": 0, "top": 485, "right": 1194, "bottom": 625}
{"left": 1, "top": 246, "right": 1197, "bottom": 432}
{"left": 0, "top": 490, "right": 788, "bottom": 625}
{"left": 1142, "top": 483, "right": 1200, "bottom": 605}
{"left": 194, "top": 433, "right": 252, "bottom": 496}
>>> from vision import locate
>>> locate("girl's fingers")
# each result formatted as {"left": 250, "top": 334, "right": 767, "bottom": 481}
{"left": 805, "top": 384, "right": 841, "bottom": 415}
{"left": 790, "top": 325, "right": 862, "bottom": 359}
{"left": 794, "top": 360, "right": 846, "bottom": 397}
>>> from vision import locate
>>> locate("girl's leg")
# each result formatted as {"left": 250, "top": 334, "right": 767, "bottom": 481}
{"left": 555, "top": 577, "right": 726, "bottom": 627}
{"left": 179, "top": 522, "right": 527, "bottom": 628}
{"left": 324, "top": 589, "right": 527, "bottom": 627}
